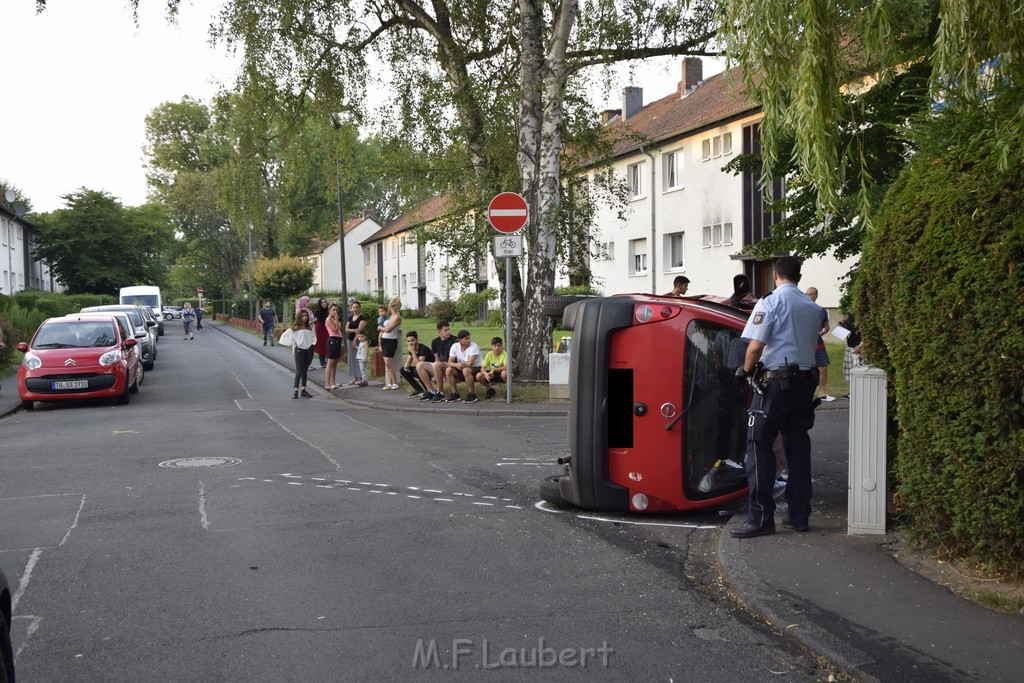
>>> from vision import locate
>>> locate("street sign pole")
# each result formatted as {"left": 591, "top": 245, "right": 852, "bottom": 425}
{"left": 488, "top": 193, "right": 528, "bottom": 405}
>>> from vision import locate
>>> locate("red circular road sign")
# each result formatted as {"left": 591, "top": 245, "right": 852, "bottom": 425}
{"left": 488, "top": 192, "right": 529, "bottom": 233}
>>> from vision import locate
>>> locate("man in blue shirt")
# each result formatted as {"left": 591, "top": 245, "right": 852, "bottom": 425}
{"left": 732, "top": 256, "right": 822, "bottom": 538}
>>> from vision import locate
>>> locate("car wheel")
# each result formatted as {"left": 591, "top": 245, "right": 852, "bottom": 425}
{"left": 20, "top": 399, "right": 33, "bottom": 412}
{"left": 539, "top": 475, "right": 572, "bottom": 507}
{"left": 164, "top": 313, "right": 172, "bottom": 320}
{"left": 542, "top": 295, "right": 592, "bottom": 317}
{"left": 143, "top": 358, "right": 154, "bottom": 371}
{"left": 0, "top": 604, "right": 14, "bottom": 683}
{"left": 131, "top": 364, "right": 143, "bottom": 393}
{"left": 116, "top": 374, "right": 132, "bottom": 405}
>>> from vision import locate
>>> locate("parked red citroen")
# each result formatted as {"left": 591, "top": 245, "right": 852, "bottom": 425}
{"left": 17, "top": 314, "right": 140, "bottom": 411}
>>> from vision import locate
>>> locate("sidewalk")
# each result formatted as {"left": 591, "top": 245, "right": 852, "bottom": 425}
{"left": 3, "top": 321, "right": 1020, "bottom": 681}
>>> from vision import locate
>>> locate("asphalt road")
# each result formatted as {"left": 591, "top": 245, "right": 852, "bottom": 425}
{"left": 0, "top": 328, "right": 836, "bottom": 681}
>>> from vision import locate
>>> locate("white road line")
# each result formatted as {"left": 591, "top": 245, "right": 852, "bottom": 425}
{"left": 423, "top": 489, "right": 442, "bottom": 493}
{"left": 14, "top": 615, "right": 42, "bottom": 661}
{"left": 407, "top": 495, "right": 421, "bottom": 499}
{"left": 433, "top": 498, "right": 454, "bottom": 502}
{"left": 473, "top": 502, "right": 495, "bottom": 507}
{"left": 12, "top": 548, "right": 42, "bottom": 611}
{"left": 198, "top": 481, "right": 210, "bottom": 530}
{"left": 575, "top": 514, "right": 718, "bottom": 530}
{"left": 59, "top": 494, "right": 86, "bottom": 546}
{"left": 288, "top": 482, "right": 302, "bottom": 486}
{"left": 261, "top": 410, "right": 342, "bottom": 470}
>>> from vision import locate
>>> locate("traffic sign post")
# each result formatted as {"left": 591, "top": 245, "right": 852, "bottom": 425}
{"left": 487, "top": 193, "right": 528, "bottom": 404}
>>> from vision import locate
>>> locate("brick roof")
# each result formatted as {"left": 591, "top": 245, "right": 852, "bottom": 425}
{"left": 601, "top": 67, "right": 759, "bottom": 160}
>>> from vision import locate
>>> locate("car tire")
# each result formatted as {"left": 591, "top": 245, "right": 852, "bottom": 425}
{"left": 164, "top": 313, "right": 172, "bottom": 320}
{"left": 542, "top": 295, "right": 592, "bottom": 317}
{"left": 20, "top": 399, "right": 33, "bottom": 412}
{"left": 0, "top": 605, "right": 14, "bottom": 683}
{"left": 130, "top": 365, "right": 143, "bottom": 393}
{"left": 143, "top": 359, "right": 154, "bottom": 371}
{"left": 116, "top": 375, "right": 132, "bottom": 405}
{"left": 539, "top": 475, "right": 572, "bottom": 508}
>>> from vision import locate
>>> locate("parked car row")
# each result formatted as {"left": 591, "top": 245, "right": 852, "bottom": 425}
{"left": 15, "top": 303, "right": 162, "bottom": 411}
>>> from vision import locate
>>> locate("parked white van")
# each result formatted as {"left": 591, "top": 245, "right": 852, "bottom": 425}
{"left": 119, "top": 286, "right": 164, "bottom": 336}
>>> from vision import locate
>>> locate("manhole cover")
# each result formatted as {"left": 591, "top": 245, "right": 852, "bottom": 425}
{"left": 159, "top": 457, "right": 243, "bottom": 469}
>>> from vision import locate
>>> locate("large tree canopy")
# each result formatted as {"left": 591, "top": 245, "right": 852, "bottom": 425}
{"left": 32, "top": 189, "right": 174, "bottom": 295}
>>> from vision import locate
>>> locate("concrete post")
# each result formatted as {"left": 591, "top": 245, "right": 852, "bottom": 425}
{"left": 848, "top": 365, "right": 888, "bottom": 534}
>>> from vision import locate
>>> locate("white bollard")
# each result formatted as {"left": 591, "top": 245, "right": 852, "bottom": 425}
{"left": 549, "top": 352, "right": 571, "bottom": 402}
{"left": 847, "top": 365, "right": 888, "bottom": 535}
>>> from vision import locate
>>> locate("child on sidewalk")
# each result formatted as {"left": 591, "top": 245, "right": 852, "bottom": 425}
{"left": 355, "top": 330, "right": 369, "bottom": 387}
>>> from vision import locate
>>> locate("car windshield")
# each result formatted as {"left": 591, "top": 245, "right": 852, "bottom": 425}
{"left": 34, "top": 321, "right": 117, "bottom": 349}
{"left": 125, "top": 295, "right": 159, "bottom": 308}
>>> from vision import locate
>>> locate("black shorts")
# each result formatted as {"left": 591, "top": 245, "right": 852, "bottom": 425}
{"left": 327, "top": 336, "right": 343, "bottom": 360}
{"left": 380, "top": 337, "right": 399, "bottom": 358}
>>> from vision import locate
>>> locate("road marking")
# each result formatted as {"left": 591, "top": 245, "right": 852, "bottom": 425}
{"left": 12, "top": 548, "right": 43, "bottom": 611}
{"left": 198, "top": 481, "right": 210, "bottom": 530}
{"left": 59, "top": 494, "right": 86, "bottom": 546}
{"left": 261, "top": 411, "right": 341, "bottom": 470}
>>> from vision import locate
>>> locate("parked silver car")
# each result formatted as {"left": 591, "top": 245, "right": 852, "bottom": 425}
{"left": 79, "top": 305, "right": 158, "bottom": 370}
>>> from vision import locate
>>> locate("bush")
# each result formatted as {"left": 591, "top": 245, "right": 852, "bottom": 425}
{"left": 485, "top": 308, "right": 503, "bottom": 327}
{"left": 253, "top": 255, "right": 315, "bottom": 304}
{"left": 455, "top": 288, "right": 498, "bottom": 322}
{"left": 855, "top": 91, "right": 1024, "bottom": 576}
{"left": 0, "top": 317, "right": 22, "bottom": 371}
{"left": 1, "top": 304, "right": 46, "bottom": 344}
{"left": 554, "top": 285, "right": 599, "bottom": 296}
{"left": 426, "top": 299, "right": 458, "bottom": 324}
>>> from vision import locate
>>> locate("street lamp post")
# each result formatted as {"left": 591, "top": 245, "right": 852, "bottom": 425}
{"left": 337, "top": 157, "right": 348, "bottom": 306}
{"left": 247, "top": 225, "right": 254, "bottom": 323}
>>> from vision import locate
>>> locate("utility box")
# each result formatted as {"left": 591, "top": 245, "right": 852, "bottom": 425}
{"left": 848, "top": 365, "right": 888, "bottom": 534}
{"left": 549, "top": 351, "right": 570, "bottom": 402}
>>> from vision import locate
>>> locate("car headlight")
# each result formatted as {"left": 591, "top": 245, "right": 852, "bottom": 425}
{"left": 99, "top": 350, "right": 121, "bottom": 366}
{"left": 23, "top": 353, "right": 42, "bottom": 370}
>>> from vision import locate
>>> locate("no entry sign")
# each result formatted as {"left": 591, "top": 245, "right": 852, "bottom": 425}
{"left": 488, "top": 192, "right": 528, "bottom": 233}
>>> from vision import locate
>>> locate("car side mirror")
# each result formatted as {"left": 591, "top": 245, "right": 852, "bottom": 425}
{"left": 17, "top": 342, "right": 28, "bottom": 352}
{"left": 125, "top": 338, "right": 138, "bottom": 347}
{"left": 146, "top": 320, "right": 156, "bottom": 327}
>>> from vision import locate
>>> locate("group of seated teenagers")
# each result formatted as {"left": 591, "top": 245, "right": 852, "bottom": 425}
{"left": 396, "top": 321, "right": 508, "bottom": 404}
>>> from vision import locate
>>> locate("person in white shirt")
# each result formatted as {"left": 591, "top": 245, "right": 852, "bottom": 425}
{"left": 445, "top": 329, "right": 483, "bottom": 403}
{"left": 278, "top": 309, "right": 318, "bottom": 399}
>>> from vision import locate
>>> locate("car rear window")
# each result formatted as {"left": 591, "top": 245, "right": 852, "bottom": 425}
{"left": 35, "top": 321, "right": 118, "bottom": 349}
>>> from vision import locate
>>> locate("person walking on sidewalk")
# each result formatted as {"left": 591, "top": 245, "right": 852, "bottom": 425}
{"left": 732, "top": 256, "right": 821, "bottom": 539}
{"left": 805, "top": 286, "right": 835, "bottom": 401}
{"left": 194, "top": 304, "right": 207, "bottom": 332}
{"left": 278, "top": 309, "right": 317, "bottom": 399}
{"left": 259, "top": 301, "right": 278, "bottom": 346}
{"left": 181, "top": 302, "right": 197, "bottom": 340}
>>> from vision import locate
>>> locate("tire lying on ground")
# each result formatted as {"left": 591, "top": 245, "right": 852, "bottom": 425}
{"left": 542, "top": 295, "right": 593, "bottom": 317}
{"left": 539, "top": 475, "right": 572, "bottom": 507}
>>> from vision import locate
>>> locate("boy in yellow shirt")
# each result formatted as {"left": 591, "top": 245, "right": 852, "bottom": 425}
{"left": 476, "top": 337, "right": 508, "bottom": 399}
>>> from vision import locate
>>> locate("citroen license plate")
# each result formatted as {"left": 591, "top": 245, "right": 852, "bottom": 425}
{"left": 52, "top": 380, "right": 89, "bottom": 390}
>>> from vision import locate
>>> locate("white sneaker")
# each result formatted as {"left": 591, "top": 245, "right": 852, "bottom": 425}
{"left": 820, "top": 394, "right": 836, "bottom": 402}
{"left": 390, "top": 384, "right": 400, "bottom": 390}
{"left": 382, "top": 385, "right": 392, "bottom": 390}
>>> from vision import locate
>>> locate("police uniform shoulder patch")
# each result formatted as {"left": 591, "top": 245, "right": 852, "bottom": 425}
{"left": 753, "top": 312, "right": 765, "bottom": 325}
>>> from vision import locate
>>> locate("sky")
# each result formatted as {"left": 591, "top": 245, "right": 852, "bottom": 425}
{"left": 2, "top": 1, "right": 722, "bottom": 214}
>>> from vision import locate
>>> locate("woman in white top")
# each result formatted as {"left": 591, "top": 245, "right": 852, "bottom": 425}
{"left": 278, "top": 309, "right": 318, "bottom": 398}
{"left": 378, "top": 296, "right": 402, "bottom": 389}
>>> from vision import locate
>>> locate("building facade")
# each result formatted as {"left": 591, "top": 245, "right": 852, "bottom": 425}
{"left": 305, "top": 211, "right": 384, "bottom": 294}
{"left": 1, "top": 204, "right": 62, "bottom": 295}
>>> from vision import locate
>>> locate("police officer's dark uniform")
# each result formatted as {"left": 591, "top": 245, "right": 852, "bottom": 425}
{"left": 731, "top": 257, "right": 822, "bottom": 538}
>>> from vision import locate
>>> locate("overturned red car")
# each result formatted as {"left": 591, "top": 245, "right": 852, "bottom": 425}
{"left": 543, "top": 277, "right": 756, "bottom": 513}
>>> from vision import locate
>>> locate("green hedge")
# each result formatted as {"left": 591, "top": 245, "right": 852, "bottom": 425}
{"left": 855, "top": 92, "right": 1024, "bottom": 576}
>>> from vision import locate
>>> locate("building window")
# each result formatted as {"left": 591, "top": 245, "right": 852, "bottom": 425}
{"left": 663, "top": 150, "right": 683, "bottom": 190}
{"left": 723, "top": 222, "right": 734, "bottom": 245}
{"left": 596, "top": 241, "right": 615, "bottom": 261}
{"left": 664, "top": 232, "right": 685, "bottom": 269}
{"left": 701, "top": 223, "right": 733, "bottom": 247}
{"left": 363, "top": 247, "right": 371, "bottom": 264}
{"left": 629, "top": 238, "right": 648, "bottom": 275}
{"left": 702, "top": 225, "right": 712, "bottom": 248}
{"left": 428, "top": 268, "right": 435, "bottom": 282}
{"left": 702, "top": 132, "right": 733, "bottom": 161}
{"left": 440, "top": 269, "right": 448, "bottom": 290}
{"left": 401, "top": 274, "right": 407, "bottom": 291}
{"left": 627, "top": 162, "right": 644, "bottom": 198}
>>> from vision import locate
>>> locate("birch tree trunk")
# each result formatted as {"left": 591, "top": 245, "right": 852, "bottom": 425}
{"left": 515, "top": 0, "right": 576, "bottom": 380}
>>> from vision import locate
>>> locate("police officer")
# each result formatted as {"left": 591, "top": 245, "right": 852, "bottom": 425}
{"left": 731, "top": 256, "right": 822, "bottom": 538}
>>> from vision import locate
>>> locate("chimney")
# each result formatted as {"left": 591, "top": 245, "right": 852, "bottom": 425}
{"left": 622, "top": 86, "right": 643, "bottom": 120}
{"left": 601, "top": 108, "right": 621, "bottom": 125}
{"left": 680, "top": 57, "right": 703, "bottom": 96}
{"left": 361, "top": 209, "right": 375, "bottom": 220}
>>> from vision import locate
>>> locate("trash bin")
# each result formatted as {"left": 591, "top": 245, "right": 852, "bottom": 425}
{"left": 371, "top": 349, "right": 385, "bottom": 378}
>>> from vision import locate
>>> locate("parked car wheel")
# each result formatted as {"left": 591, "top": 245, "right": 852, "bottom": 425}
{"left": 542, "top": 295, "right": 593, "bottom": 317}
{"left": 143, "top": 357, "right": 155, "bottom": 371}
{"left": 1, "top": 566, "right": 15, "bottom": 683}
{"left": 21, "top": 400, "right": 34, "bottom": 412}
{"left": 539, "top": 475, "right": 571, "bottom": 507}
{"left": 130, "top": 364, "right": 143, "bottom": 393}
{"left": 116, "top": 376, "right": 131, "bottom": 405}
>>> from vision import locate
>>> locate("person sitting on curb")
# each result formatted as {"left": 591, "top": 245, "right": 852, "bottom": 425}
{"left": 445, "top": 329, "right": 482, "bottom": 403}
{"left": 476, "top": 336, "right": 508, "bottom": 399}
{"left": 400, "top": 331, "right": 435, "bottom": 397}
{"left": 419, "top": 321, "right": 457, "bottom": 403}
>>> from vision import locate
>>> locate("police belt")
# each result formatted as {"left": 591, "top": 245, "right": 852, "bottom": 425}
{"left": 764, "top": 366, "right": 815, "bottom": 380}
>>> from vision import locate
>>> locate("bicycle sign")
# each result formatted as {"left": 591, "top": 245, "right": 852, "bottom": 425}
{"left": 494, "top": 234, "right": 524, "bottom": 257}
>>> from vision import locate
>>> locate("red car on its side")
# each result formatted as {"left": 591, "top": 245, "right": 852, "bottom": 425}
{"left": 17, "top": 314, "right": 141, "bottom": 411}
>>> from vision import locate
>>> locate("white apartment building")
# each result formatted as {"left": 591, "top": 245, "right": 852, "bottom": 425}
{"left": 587, "top": 59, "right": 851, "bottom": 308}
{"left": 1, "top": 204, "right": 62, "bottom": 295}
{"left": 305, "top": 211, "right": 384, "bottom": 294}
